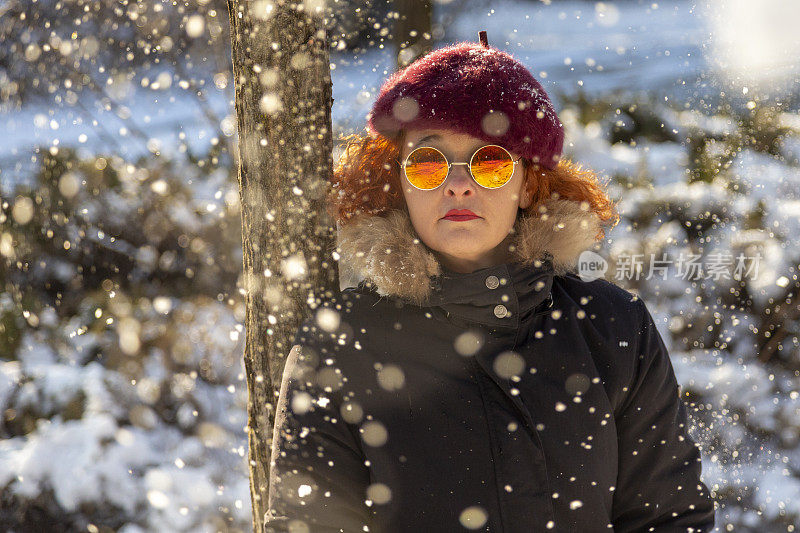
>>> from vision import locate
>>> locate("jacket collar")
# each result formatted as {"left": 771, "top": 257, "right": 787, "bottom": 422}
{"left": 337, "top": 198, "right": 602, "bottom": 311}
{"left": 425, "top": 258, "right": 556, "bottom": 329}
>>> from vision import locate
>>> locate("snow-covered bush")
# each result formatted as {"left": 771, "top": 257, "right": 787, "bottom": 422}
{"left": 1, "top": 149, "right": 252, "bottom": 531}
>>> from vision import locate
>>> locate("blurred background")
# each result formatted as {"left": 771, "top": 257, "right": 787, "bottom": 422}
{"left": 2, "top": 0, "right": 800, "bottom": 530}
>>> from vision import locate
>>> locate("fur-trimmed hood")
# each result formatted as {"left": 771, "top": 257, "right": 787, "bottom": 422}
{"left": 337, "top": 198, "right": 603, "bottom": 306}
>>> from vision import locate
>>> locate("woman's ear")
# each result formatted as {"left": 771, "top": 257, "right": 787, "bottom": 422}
{"left": 517, "top": 160, "right": 532, "bottom": 210}
{"left": 519, "top": 191, "right": 532, "bottom": 210}
{"left": 519, "top": 175, "right": 532, "bottom": 210}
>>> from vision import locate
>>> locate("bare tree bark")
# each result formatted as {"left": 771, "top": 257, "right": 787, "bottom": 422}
{"left": 226, "top": 1, "right": 339, "bottom": 531}
{"left": 393, "top": 0, "right": 433, "bottom": 68}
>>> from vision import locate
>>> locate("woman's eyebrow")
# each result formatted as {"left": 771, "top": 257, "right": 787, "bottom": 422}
{"left": 412, "top": 134, "right": 440, "bottom": 149}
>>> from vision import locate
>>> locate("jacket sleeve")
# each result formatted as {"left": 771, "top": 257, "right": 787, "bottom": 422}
{"left": 264, "top": 342, "right": 373, "bottom": 533}
{"left": 611, "top": 299, "right": 716, "bottom": 532}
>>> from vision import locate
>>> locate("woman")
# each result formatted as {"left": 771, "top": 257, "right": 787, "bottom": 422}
{"left": 265, "top": 33, "right": 715, "bottom": 533}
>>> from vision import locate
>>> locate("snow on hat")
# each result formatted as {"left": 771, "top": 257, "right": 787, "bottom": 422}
{"left": 366, "top": 31, "right": 564, "bottom": 169}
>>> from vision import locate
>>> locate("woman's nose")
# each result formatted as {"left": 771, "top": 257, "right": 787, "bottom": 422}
{"left": 445, "top": 164, "right": 476, "bottom": 196}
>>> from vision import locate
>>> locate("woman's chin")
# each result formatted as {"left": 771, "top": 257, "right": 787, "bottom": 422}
{"left": 431, "top": 241, "right": 491, "bottom": 263}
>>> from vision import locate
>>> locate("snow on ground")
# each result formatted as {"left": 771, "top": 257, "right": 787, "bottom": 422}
{"left": 1, "top": 302, "right": 251, "bottom": 531}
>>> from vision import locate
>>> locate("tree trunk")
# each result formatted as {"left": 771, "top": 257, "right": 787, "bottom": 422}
{"left": 225, "top": 1, "right": 338, "bottom": 531}
{"left": 393, "top": 0, "right": 433, "bottom": 68}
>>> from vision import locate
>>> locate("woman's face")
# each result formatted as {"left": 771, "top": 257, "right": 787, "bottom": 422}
{"left": 400, "top": 128, "right": 531, "bottom": 274}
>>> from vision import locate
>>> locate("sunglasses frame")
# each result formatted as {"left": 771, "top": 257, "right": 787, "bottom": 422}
{"left": 398, "top": 144, "right": 523, "bottom": 191}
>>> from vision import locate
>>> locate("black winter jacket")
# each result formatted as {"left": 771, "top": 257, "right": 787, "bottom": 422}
{"left": 264, "top": 199, "right": 716, "bottom": 532}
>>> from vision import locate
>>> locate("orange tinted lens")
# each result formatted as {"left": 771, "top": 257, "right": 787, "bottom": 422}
{"left": 404, "top": 147, "right": 448, "bottom": 189}
{"left": 471, "top": 145, "right": 514, "bottom": 188}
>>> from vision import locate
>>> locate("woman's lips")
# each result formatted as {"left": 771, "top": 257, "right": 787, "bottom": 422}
{"left": 443, "top": 209, "right": 480, "bottom": 221}
{"left": 443, "top": 214, "right": 480, "bottom": 221}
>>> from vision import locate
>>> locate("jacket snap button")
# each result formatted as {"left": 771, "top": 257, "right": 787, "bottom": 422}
{"left": 485, "top": 275, "right": 500, "bottom": 289}
{"left": 494, "top": 304, "right": 508, "bottom": 318}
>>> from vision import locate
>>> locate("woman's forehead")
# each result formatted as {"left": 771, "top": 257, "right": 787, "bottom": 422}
{"left": 402, "top": 128, "right": 518, "bottom": 157}
{"left": 405, "top": 128, "right": 477, "bottom": 144}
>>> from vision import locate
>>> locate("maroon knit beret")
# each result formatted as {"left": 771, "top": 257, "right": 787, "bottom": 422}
{"left": 366, "top": 36, "right": 564, "bottom": 169}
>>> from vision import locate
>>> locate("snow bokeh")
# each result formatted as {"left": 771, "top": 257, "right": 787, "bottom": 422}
{"left": 2, "top": 0, "right": 800, "bottom": 530}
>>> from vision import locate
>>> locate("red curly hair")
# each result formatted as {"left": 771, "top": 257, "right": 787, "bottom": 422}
{"left": 328, "top": 130, "right": 619, "bottom": 240}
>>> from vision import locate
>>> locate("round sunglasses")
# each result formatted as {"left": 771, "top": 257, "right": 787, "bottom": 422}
{"left": 399, "top": 144, "right": 522, "bottom": 191}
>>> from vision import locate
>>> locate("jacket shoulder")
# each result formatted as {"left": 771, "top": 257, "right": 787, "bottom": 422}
{"left": 557, "top": 272, "right": 645, "bottom": 320}
{"left": 291, "top": 286, "right": 395, "bottom": 363}
{"left": 553, "top": 273, "right": 653, "bottom": 415}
